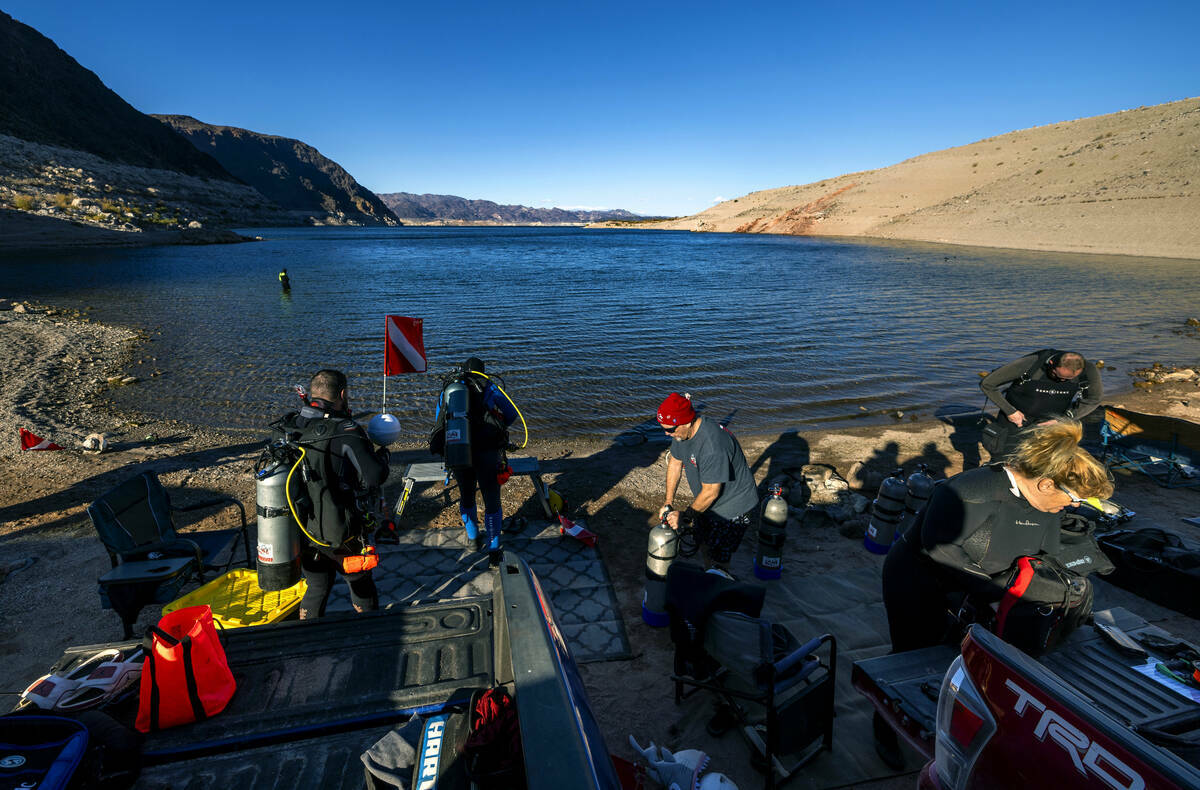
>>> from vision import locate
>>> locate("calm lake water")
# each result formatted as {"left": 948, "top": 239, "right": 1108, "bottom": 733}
{"left": 2, "top": 227, "right": 1197, "bottom": 439}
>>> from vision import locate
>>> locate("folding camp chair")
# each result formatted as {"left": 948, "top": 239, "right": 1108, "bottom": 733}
{"left": 87, "top": 471, "right": 250, "bottom": 637}
{"left": 666, "top": 564, "right": 836, "bottom": 789}
{"left": 1100, "top": 406, "right": 1200, "bottom": 489}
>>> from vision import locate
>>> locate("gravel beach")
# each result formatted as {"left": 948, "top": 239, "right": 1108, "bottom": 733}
{"left": 1, "top": 301, "right": 1197, "bottom": 787}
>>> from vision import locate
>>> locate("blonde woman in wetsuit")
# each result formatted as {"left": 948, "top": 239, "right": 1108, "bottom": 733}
{"left": 872, "top": 420, "right": 1112, "bottom": 768}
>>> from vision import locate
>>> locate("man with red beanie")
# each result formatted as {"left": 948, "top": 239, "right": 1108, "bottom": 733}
{"left": 657, "top": 392, "right": 758, "bottom": 570}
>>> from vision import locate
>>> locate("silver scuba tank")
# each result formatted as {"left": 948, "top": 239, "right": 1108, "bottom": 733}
{"left": 641, "top": 519, "right": 679, "bottom": 627}
{"left": 443, "top": 380, "right": 472, "bottom": 469}
{"left": 864, "top": 469, "right": 908, "bottom": 554}
{"left": 903, "top": 464, "right": 937, "bottom": 520}
{"left": 255, "top": 460, "right": 301, "bottom": 591}
{"left": 754, "top": 483, "right": 788, "bottom": 580}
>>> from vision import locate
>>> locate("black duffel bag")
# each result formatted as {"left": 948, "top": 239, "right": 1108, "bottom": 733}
{"left": 994, "top": 555, "right": 1093, "bottom": 657}
{"left": 1098, "top": 528, "right": 1200, "bottom": 619}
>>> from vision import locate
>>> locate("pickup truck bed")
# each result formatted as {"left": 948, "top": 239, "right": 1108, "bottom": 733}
{"left": 38, "top": 552, "right": 620, "bottom": 790}
{"left": 853, "top": 607, "right": 1200, "bottom": 781}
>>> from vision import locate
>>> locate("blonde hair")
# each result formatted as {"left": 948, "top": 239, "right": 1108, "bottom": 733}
{"left": 1007, "top": 419, "right": 1113, "bottom": 498}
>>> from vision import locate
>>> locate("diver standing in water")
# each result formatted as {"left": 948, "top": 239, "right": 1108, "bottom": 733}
{"left": 430, "top": 357, "right": 519, "bottom": 563}
{"left": 279, "top": 268, "right": 291, "bottom": 291}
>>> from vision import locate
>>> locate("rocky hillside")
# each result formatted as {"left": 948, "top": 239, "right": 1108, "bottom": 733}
{"left": 605, "top": 97, "right": 1200, "bottom": 260}
{"left": 379, "top": 192, "right": 643, "bottom": 224}
{"left": 1, "top": 133, "right": 292, "bottom": 247}
{"left": 156, "top": 115, "right": 399, "bottom": 227}
{"left": 0, "top": 12, "right": 232, "bottom": 180}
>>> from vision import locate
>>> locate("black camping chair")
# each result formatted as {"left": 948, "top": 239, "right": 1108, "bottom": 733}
{"left": 87, "top": 471, "right": 250, "bottom": 637}
{"left": 667, "top": 563, "right": 836, "bottom": 790}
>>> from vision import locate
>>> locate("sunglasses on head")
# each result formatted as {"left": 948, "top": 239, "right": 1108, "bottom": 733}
{"left": 1058, "top": 484, "right": 1085, "bottom": 504}
{"left": 662, "top": 423, "right": 682, "bottom": 434}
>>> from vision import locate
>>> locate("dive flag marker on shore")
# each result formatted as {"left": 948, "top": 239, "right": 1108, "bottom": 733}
{"left": 384, "top": 315, "right": 427, "bottom": 375}
{"left": 19, "top": 428, "right": 63, "bottom": 451}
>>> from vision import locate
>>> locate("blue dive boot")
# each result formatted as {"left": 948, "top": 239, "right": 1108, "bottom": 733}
{"left": 484, "top": 511, "right": 503, "bottom": 565}
{"left": 461, "top": 508, "right": 484, "bottom": 556}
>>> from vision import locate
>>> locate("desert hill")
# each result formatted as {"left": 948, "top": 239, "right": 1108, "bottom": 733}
{"left": 156, "top": 115, "right": 399, "bottom": 227}
{"left": 605, "top": 97, "right": 1200, "bottom": 260}
{"left": 379, "top": 192, "right": 643, "bottom": 225}
{"left": 0, "top": 12, "right": 232, "bottom": 181}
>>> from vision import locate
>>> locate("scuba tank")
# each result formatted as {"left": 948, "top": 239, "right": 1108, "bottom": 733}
{"left": 898, "top": 464, "right": 937, "bottom": 533}
{"left": 641, "top": 517, "right": 679, "bottom": 627}
{"left": 864, "top": 469, "right": 907, "bottom": 555}
{"left": 443, "top": 380, "right": 472, "bottom": 468}
{"left": 254, "top": 452, "right": 301, "bottom": 591}
{"left": 753, "top": 483, "right": 788, "bottom": 580}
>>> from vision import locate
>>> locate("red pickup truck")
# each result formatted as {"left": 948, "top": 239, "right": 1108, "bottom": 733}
{"left": 854, "top": 607, "right": 1200, "bottom": 789}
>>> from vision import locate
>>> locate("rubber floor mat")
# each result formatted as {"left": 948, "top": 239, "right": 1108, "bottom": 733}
{"left": 327, "top": 523, "right": 632, "bottom": 663}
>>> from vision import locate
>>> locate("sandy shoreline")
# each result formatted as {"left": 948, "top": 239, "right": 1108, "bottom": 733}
{"left": 1, "top": 303, "right": 1198, "bottom": 787}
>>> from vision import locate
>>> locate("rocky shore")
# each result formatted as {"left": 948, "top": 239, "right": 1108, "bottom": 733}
{"left": 1, "top": 301, "right": 1198, "bottom": 787}
{"left": 0, "top": 133, "right": 280, "bottom": 249}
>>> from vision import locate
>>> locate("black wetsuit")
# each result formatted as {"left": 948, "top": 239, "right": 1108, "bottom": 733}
{"left": 979, "top": 351, "right": 1102, "bottom": 455}
{"left": 285, "top": 403, "right": 389, "bottom": 617}
{"left": 881, "top": 464, "right": 1061, "bottom": 653}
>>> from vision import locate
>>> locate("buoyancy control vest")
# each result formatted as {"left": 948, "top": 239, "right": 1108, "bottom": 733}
{"left": 281, "top": 412, "right": 372, "bottom": 548}
{"left": 1002, "top": 349, "right": 1085, "bottom": 421}
{"left": 429, "top": 372, "right": 509, "bottom": 458}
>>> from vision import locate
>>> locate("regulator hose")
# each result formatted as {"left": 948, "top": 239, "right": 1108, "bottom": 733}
{"left": 473, "top": 371, "right": 529, "bottom": 449}
{"left": 285, "top": 446, "right": 331, "bottom": 547}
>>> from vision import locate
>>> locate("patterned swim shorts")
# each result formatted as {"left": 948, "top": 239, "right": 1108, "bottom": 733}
{"left": 694, "top": 510, "right": 753, "bottom": 565}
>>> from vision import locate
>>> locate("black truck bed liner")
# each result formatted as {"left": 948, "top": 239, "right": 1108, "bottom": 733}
{"left": 852, "top": 607, "right": 1200, "bottom": 766}
{"left": 34, "top": 552, "right": 623, "bottom": 790}
{"left": 46, "top": 596, "right": 493, "bottom": 784}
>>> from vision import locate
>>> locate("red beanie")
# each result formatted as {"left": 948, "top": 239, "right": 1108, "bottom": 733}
{"left": 657, "top": 392, "right": 696, "bottom": 426}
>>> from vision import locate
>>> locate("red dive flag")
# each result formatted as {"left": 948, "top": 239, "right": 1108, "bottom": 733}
{"left": 558, "top": 514, "right": 598, "bottom": 547}
{"left": 19, "top": 428, "right": 63, "bottom": 451}
{"left": 384, "top": 315, "right": 427, "bottom": 375}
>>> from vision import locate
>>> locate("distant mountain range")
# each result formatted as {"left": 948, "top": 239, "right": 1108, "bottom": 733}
{"left": 155, "top": 115, "right": 398, "bottom": 226}
{"left": 378, "top": 192, "right": 645, "bottom": 224}
{"left": 1, "top": 9, "right": 644, "bottom": 244}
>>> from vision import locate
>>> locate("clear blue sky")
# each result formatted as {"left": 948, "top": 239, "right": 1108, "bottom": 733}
{"left": 6, "top": 1, "right": 1198, "bottom": 216}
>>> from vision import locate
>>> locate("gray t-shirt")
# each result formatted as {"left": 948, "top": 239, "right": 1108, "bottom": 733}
{"left": 670, "top": 417, "right": 759, "bottom": 519}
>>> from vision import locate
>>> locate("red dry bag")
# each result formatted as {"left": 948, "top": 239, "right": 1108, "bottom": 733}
{"left": 135, "top": 604, "right": 236, "bottom": 732}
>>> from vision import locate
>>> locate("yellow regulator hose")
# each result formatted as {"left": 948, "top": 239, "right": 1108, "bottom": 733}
{"left": 474, "top": 371, "right": 529, "bottom": 449}
{"left": 285, "top": 446, "right": 331, "bottom": 547}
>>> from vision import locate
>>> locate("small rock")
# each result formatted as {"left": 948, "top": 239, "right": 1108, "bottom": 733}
{"left": 13, "top": 303, "right": 26, "bottom": 313}
{"left": 1187, "top": 317, "right": 1200, "bottom": 327}
{"left": 120, "top": 376, "right": 138, "bottom": 385}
